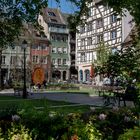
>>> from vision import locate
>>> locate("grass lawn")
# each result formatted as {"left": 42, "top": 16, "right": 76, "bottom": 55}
{"left": 0, "top": 95, "right": 90, "bottom": 114}
{"left": 50, "top": 105, "right": 90, "bottom": 114}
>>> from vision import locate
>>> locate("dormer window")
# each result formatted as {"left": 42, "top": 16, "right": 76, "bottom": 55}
{"left": 50, "top": 19, "right": 57, "bottom": 22}
{"left": 48, "top": 12, "right": 56, "bottom": 16}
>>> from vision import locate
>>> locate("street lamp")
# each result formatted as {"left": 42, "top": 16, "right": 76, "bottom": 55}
{"left": 22, "top": 40, "right": 28, "bottom": 98}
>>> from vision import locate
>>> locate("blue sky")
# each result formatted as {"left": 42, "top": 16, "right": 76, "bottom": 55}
{"left": 48, "top": 0, "right": 77, "bottom": 13}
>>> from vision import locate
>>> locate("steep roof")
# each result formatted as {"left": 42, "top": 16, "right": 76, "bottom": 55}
{"left": 61, "top": 13, "right": 71, "bottom": 25}
{"left": 123, "top": 26, "right": 137, "bottom": 46}
{"left": 42, "top": 8, "right": 66, "bottom": 25}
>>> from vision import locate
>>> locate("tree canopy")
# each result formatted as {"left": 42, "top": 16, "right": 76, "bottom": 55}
{"left": 0, "top": 0, "right": 48, "bottom": 48}
{"left": 104, "top": 0, "right": 140, "bottom": 25}
{"left": 1, "top": 0, "right": 140, "bottom": 46}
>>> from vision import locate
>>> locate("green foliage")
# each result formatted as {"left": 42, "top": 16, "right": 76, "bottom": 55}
{"left": 0, "top": 103, "right": 140, "bottom": 140}
{"left": 104, "top": 0, "right": 140, "bottom": 25}
{"left": 46, "top": 83, "right": 79, "bottom": 90}
{"left": 0, "top": 0, "right": 48, "bottom": 48}
{"left": 7, "top": 123, "right": 32, "bottom": 140}
{"left": 95, "top": 43, "right": 110, "bottom": 66}
{"left": 0, "top": 128, "right": 4, "bottom": 140}
{"left": 0, "top": 123, "right": 33, "bottom": 139}
{"left": 103, "top": 45, "right": 140, "bottom": 82}
{"left": 118, "top": 126, "right": 140, "bottom": 140}
{"left": 52, "top": 113, "right": 102, "bottom": 140}
{"left": 88, "top": 107, "right": 140, "bottom": 140}
{"left": 94, "top": 43, "right": 110, "bottom": 75}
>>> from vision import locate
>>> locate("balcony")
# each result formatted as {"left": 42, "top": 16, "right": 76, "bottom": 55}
{"left": 49, "top": 27, "right": 69, "bottom": 34}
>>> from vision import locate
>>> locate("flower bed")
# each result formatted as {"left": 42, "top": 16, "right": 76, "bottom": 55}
{"left": 0, "top": 101, "right": 140, "bottom": 140}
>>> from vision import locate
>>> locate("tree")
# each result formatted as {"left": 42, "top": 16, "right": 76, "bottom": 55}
{"left": 94, "top": 43, "right": 110, "bottom": 76}
{"left": 101, "top": 44, "right": 140, "bottom": 83}
{"left": 0, "top": 0, "right": 48, "bottom": 89}
{"left": 104, "top": 0, "right": 140, "bottom": 25}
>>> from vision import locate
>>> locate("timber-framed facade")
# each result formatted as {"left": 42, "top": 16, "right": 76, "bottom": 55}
{"left": 76, "top": 0, "right": 133, "bottom": 84}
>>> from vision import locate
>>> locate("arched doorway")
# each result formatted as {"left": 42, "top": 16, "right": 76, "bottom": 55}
{"left": 63, "top": 71, "right": 66, "bottom": 80}
{"left": 85, "top": 69, "right": 90, "bottom": 81}
{"left": 79, "top": 70, "right": 83, "bottom": 82}
{"left": 52, "top": 70, "right": 61, "bottom": 80}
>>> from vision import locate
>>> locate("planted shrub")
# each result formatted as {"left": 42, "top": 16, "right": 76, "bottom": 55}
{"left": 118, "top": 126, "right": 140, "bottom": 140}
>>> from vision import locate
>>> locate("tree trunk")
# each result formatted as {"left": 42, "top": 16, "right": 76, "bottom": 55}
{"left": 0, "top": 50, "right": 2, "bottom": 90}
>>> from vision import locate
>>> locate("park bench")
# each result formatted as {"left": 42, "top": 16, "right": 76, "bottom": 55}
{"left": 14, "top": 88, "right": 23, "bottom": 96}
{"left": 114, "top": 85, "right": 139, "bottom": 107}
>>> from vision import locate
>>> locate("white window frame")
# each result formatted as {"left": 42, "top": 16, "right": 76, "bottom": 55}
{"left": 58, "top": 58, "right": 61, "bottom": 65}
{"left": 110, "top": 14, "right": 117, "bottom": 23}
{"left": 111, "top": 30, "right": 117, "bottom": 39}
{"left": 58, "top": 47, "right": 62, "bottom": 53}
{"left": 63, "top": 59, "right": 67, "bottom": 65}
{"left": 2, "top": 55, "right": 6, "bottom": 64}
{"left": 52, "top": 48, "right": 56, "bottom": 53}
{"left": 63, "top": 48, "right": 67, "bottom": 53}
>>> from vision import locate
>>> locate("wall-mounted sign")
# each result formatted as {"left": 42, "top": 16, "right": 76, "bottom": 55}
{"left": 32, "top": 67, "right": 45, "bottom": 85}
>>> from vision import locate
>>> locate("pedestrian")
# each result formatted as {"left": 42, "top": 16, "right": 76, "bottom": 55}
{"left": 37, "top": 82, "right": 41, "bottom": 89}
{"left": 43, "top": 80, "right": 47, "bottom": 88}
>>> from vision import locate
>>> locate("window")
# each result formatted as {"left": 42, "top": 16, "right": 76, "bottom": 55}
{"left": 81, "top": 39, "right": 85, "bottom": 46}
{"left": 32, "top": 56, "right": 38, "bottom": 63}
{"left": 111, "top": 30, "right": 117, "bottom": 39}
{"left": 96, "top": 18, "right": 103, "bottom": 28}
{"left": 10, "top": 56, "right": 17, "bottom": 64}
{"left": 80, "top": 26, "right": 85, "bottom": 33}
{"left": 39, "top": 43, "right": 46, "bottom": 50}
{"left": 63, "top": 48, "right": 67, "bottom": 53}
{"left": 87, "top": 37, "right": 92, "bottom": 45}
{"left": 58, "top": 48, "right": 62, "bottom": 53}
{"left": 41, "top": 56, "right": 47, "bottom": 64}
{"left": 56, "top": 36, "right": 60, "bottom": 41}
{"left": 87, "top": 22, "right": 92, "bottom": 32}
{"left": 48, "top": 12, "right": 56, "bottom": 16}
{"left": 63, "top": 59, "right": 66, "bottom": 65}
{"left": 2, "top": 56, "right": 6, "bottom": 64}
{"left": 51, "top": 35, "right": 55, "bottom": 40}
{"left": 81, "top": 53, "right": 85, "bottom": 62}
{"left": 97, "top": 34, "right": 103, "bottom": 43}
{"left": 50, "top": 19, "right": 57, "bottom": 22}
{"left": 32, "top": 45, "right": 38, "bottom": 49}
{"left": 58, "top": 59, "right": 61, "bottom": 65}
{"left": 39, "top": 19, "right": 41, "bottom": 23}
{"left": 88, "top": 9, "right": 92, "bottom": 17}
{"left": 112, "top": 48, "right": 117, "bottom": 54}
{"left": 52, "top": 58, "right": 56, "bottom": 64}
{"left": 62, "top": 36, "right": 67, "bottom": 42}
{"left": 52, "top": 48, "right": 56, "bottom": 53}
{"left": 110, "top": 14, "right": 117, "bottom": 23}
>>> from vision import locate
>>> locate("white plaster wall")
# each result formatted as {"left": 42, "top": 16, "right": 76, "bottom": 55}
{"left": 122, "top": 10, "right": 134, "bottom": 42}
{"left": 38, "top": 15, "right": 49, "bottom": 39}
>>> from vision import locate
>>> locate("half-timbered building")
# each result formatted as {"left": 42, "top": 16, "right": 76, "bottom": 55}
{"left": 76, "top": 0, "right": 133, "bottom": 84}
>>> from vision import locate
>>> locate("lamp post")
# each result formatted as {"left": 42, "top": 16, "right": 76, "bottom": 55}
{"left": 22, "top": 40, "right": 28, "bottom": 98}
